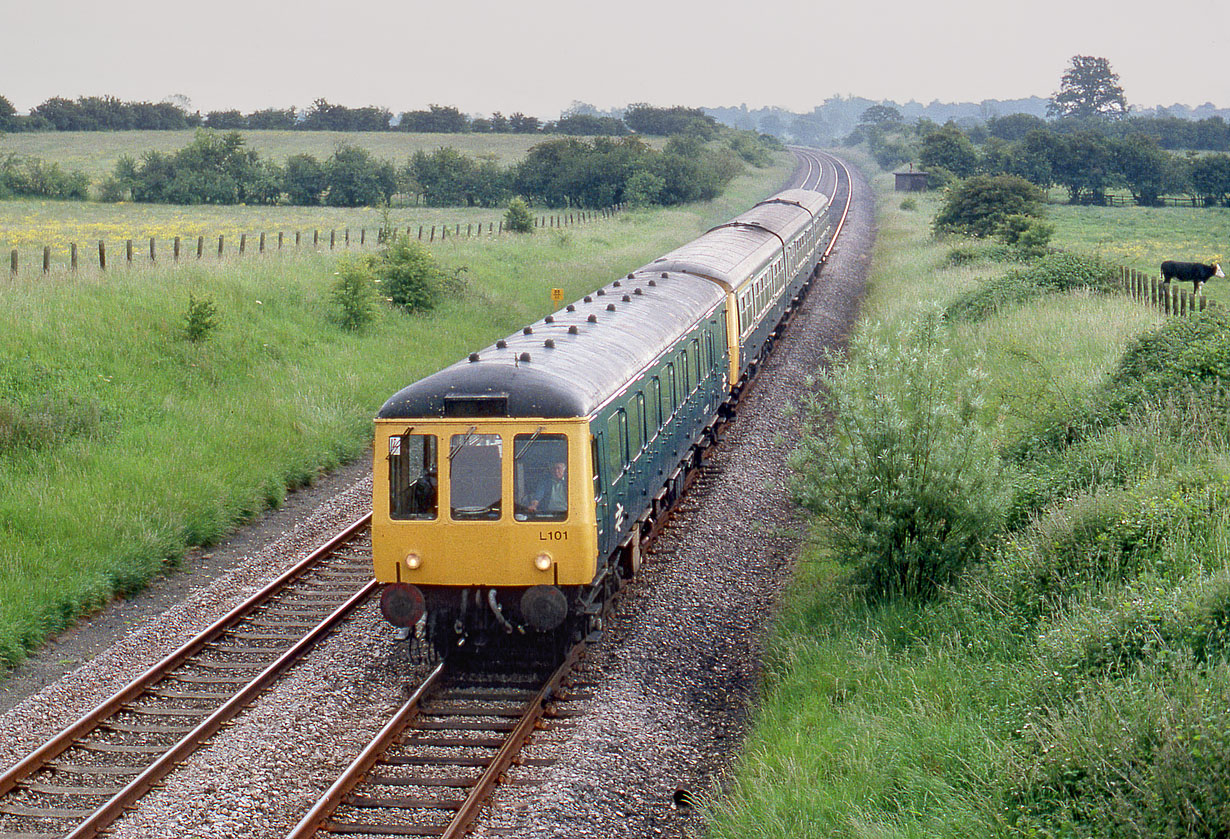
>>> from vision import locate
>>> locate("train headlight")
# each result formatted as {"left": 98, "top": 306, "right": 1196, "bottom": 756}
{"left": 405, "top": 552, "right": 422, "bottom": 570}
{"left": 535, "top": 552, "right": 552, "bottom": 572}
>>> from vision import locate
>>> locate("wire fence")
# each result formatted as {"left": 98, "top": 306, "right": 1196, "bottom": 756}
{"left": 1116, "top": 264, "right": 1218, "bottom": 317}
{"left": 5, "top": 204, "right": 626, "bottom": 280}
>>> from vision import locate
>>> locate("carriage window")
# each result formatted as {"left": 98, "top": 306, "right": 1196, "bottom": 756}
{"left": 691, "top": 338, "right": 702, "bottom": 384}
{"left": 628, "top": 392, "right": 644, "bottom": 455}
{"left": 667, "top": 364, "right": 678, "bottom": 411}
{"left": 449, "top": 433, "right": 502, "bottom": 520}
{"left": 606, "top": 410, "right": 627, "bottom": 478}
{"left": 389, "top": 433, "right": 438, "bottom": 520}
{"left": 681, "top": 349, "right": 691, "bottom": 392}
{"left": 514, "top": 433, "right": 568, "bottom": 521}
{"left": 649, "top": 377, "right": 662, "bottom": 433}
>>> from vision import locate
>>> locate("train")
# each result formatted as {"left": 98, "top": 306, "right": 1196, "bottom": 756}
{"left": 371, "top": 184, "right": 835, "bottom": 657}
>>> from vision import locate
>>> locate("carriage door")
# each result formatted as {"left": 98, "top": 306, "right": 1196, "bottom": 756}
{"left": 592, "top": 433, "right": 608, "bottom": 547}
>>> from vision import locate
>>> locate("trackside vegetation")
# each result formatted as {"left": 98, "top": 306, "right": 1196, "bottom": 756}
{"left": 708, "top": 151, "right": 1230, "bottom": 837}
{"left": 0, "top": 153, "right": 794, "bottom": 671}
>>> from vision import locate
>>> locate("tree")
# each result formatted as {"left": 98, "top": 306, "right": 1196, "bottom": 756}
{"left": 1048, "top": 55, "right": 1129, "bottom": 120}
{"left": 504, "top": 197, "right": 534, "bottom": 232}
{"left": 858, "top": 104, "right": 902, "bottom": 126}
{"left": 283, "top": 153, "right": 326, "bottom": 204}
{"left": 1051, "top": 130, "right": 1115, "bottom": 204}
{"left": 324, "top": 144, "right": 395, "bottom": 206}
{"left": 919, "top": 122, "right": 979, "bottom": 178}
{"left": 0, "top": 95, "right": 15, "bottom": 132}
{"left": 1190, "top": 153, "right": 1230, "bottom": 206}
{"left": 1114, "top": 134, "right": 1169, "bottom": 206}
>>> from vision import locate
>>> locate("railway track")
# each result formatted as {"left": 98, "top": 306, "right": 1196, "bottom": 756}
{"left": 0, "top": 516, "right": 377, "bottom": 839}
{"left": 287, "top": 644, "right": 589, "bottom": 839}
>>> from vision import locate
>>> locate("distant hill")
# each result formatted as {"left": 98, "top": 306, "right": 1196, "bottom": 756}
{"left": 704, "top": 97, "right": 1230, "bottom": 145}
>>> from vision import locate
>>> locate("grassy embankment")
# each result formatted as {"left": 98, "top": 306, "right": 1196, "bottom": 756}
{"left": 709, "top": 153, "right": 1230, "bottom": 837}
{"left": 0, "top": 153, "right": 796, "bottom": 671}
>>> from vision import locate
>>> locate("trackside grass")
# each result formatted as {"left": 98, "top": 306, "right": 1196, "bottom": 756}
{"left": 708, "top": 152, "right": 1230, "bottom": 837}
{"left": 0, "top": 154, "right": 795, "bottom": 671}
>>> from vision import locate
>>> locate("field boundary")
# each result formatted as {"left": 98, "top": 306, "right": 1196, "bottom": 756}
{"left": 4, "top": 204, "right": 626, "bottom": 280}
{"left": 1116, "top": 264, "right": 1217, "bottom": 317}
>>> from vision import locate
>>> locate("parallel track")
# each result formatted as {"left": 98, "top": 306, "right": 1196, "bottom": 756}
{"left": 0, "top": 516, "right": 378, "bottom": 839}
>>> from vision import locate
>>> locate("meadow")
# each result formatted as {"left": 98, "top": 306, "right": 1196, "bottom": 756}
{"left": 0, "top": 130, "right": 570, "bottom": 184}
{"left": 707, "top": 153, "right": 1230, "bottom": 838}
{"left": 0, "top": 153, "right": 795, "bottom": 670}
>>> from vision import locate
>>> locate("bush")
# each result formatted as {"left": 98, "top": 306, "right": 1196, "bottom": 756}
{"left": 331, "top": 257, "right": 378, "bottom": 331}
{"left": 933, "top": 174, "right": 1046, "bottom": 238}
{"left": 945, "top": 253, "right": 1117, "bottom": 324}
{"left": 899, "top": 197, "right": 918, "bottom": 211}
{"left": 624, "top": 170, "right": 665, "bottom": 208}
{"left": 183, "top": 293, "right": 219, "bottom": 342}
{"left": 503, "top": 196, "right": 534, "bottom": 233}
{"left": 790, "top": 313, "right": 1011, "bottom": 599}
{"left": 371, "top": 238, "right": 463, "bottom": 314}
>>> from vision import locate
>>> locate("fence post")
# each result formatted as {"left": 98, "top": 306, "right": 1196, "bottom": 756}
{"left": 314, "top": 230, "right": 319, "bottom": 247}
{"left": 98, "top": 241, "right": 106, "bottom": 270}
{"left": 43, "top": 246, "right": 50, "bottom": 274}
{"left": 345, "top": 228, "right": 349, "bottom": 247}
{"left": 149, "top": 237, "right": 156, "bottom": 262}
{"left": 296, "top": 231, "right": 302, "bottom": 248}
{"left": 197, "top": 236, "right": 204, "bottom": 258}
{"left": 418, "top": 225, "right": 424, "bottom": 240}
{"left": 260, "top": 232, "right": 266, "bottom": 253}
{"left": 499, "top": 220, "right": 503, "bottom": 234}
{"left": 71, "top": 243, "right": 78, "bottom": 273}
{"left": 10, "top": 249, "right": 17, "bottom": 276}
{"left": 360, "top": 228, "right": 365, "bottom": 245}
{"left": 218, "top": 235, "right": 224, "bottom": 257}
{"left": 467, "top": 223, "right": 472, "bottom": 237}
{"left": 278, "top": 231, "right": 284, "bottom": 250}
{"left": 430, "top": 226, "right": 436, "bottom": 242}
{"left": 330, "top": 230, "right": 336, "bottom": 249}
{"left": 174, "top": 236, "right": 181, "bottom": 262}
{"left": 240, "top": 234, "right": 247, "bottom": 255}
{"left": 126, "top": 239, "right": 133, "bottom": 264}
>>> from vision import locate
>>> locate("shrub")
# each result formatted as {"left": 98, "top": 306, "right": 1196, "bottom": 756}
{"left": 945, "top": 253, "right": 1117, "bottom": 323}
{"left": 503, "top": 196, "right": 534, "bottom": 233}
{"left": 996, "top": 213, "right": 1055, "bottom": 260}
{"left": 371, "top": 238, "right": 463, "bottom": 314}
{"left": 899, "top": 197, "right": 918, "bottom": 211}
{"left": 1107, "top": 307, "right": 1230, "bottom": 411}
{"left": 331, "top": 257, "right": 378, "bottom": 331}
{"left": 183, "top": 293, "right": 219, "bottom": 342}
{"left": 624, "top": 170, "right": 665, "bottom": 208}
{"left": 790, "top": 313, "right": 1011, "bottom": 599}
{"left": 933, "top": 174, "right": 1046, "bottom": 238}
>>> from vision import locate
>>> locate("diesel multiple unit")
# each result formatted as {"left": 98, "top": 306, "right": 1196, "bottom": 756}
{"left": 372, "top": 187, "right": 834, "bottom": 655}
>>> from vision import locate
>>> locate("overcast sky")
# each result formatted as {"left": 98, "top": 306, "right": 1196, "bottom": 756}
{"left": 4, "top": 0, "right": 1227, "bottom": 118}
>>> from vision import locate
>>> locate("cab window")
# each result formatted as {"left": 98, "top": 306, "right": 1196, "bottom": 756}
{"left": 449, "top": 432, "right": 502, "bottom": 520}
{"left": 514, "top": 433, "right": 568, "bottom": 521}
{"left": 389, "top": 432, "right": 437, "bottom": 520}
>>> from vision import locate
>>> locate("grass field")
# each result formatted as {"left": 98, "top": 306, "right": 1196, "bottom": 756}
{"left": 707, "top": 153, "right": 1230, "bottom": 837}
{"left": 0, "top": 130, "right": 579, "bottom": 184}
{"left": 0, "top": 152, "right": 795, "bottom": 671}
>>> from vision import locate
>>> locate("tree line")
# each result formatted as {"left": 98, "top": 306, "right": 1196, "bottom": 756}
{"left": 0, "top": 95, "right": 721, "bottom": 138}
{"left": 76, "top": 126, "right": 776, "bottom": 209}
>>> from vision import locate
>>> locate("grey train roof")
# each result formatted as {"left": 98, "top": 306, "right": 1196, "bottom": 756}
{"left": 378, "top": 271, "right": 725, "bottom": 420}
{"left": 377, "top": 187, "right": 830, "bottom": 421}
{"left": 646, "top": 189, "right": 830, "bottom": 288}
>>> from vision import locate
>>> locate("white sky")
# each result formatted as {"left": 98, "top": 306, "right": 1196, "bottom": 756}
{"left": 4, "top": 0, "right": 1227, "bottom": 117}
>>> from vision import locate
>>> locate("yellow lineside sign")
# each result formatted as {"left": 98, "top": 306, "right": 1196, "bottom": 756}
{"left": 550, "top": 288, "right": 564, "bottom": 302}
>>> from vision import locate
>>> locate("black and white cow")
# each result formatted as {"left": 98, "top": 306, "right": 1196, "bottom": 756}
{"left": 1161, "top": 260, "right": 1224, "bottom": 294}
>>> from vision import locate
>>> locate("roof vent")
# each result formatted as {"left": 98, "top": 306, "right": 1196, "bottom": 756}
{"left": 468, "top": 352, "right": 480, "bottom": 362}
{"left": 634, "top": 287, "right": 644, "bottom": 295}
{"left": 567, "top": 304, "right": 576, "bottom": 312}
{"left": 622, "top": 294, "right": 631, "bottom": 302}
{"left": 544, "top": 315, "right": 554, "bottom": 323}
{"left": 519, "top": 352, "right": 531, "bottom": 363}
{"left": 648, "top": 279, "right": 657, "bottom": 287}
{"left": 606, "top": 303, "right": 616, "bottom": 311}
{"left": 544, "top": 339, "right": 555, "bottom": 348}
{"left": 496, "top": 339, "right": 507, "bottom": 349}
{"left": 587, "top": 314, "right": 598, "bottom": 323}
{"left": 568, "top": 325, "right": 579, "bottom": 334}
{"left": 523, "top": 326, "right": 533, "bottom": 335}
{"left": 613, "top": 280, "right": 621, "bottom": 288}
{"left": 660, "top": 272, "right": 668, "bottom": 279}
{"left": 627, "top": 273, "right": 635, "bottom": 279}
{"left": 596, "top": 288, "right": 606, "bottom": 296}
{"left": 584, "top": 295, "right": 593, "bottom": 303}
